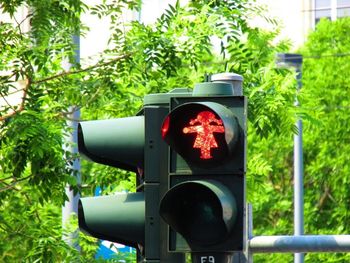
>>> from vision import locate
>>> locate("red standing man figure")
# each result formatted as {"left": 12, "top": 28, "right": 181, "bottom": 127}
{"left": 183, "top": 111, "right": 225, "bottom": 159}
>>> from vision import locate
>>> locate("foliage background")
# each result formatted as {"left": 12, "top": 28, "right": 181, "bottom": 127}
{"left": 0, "top": 0, "right": 349, "bottom": 262}
{"left": 251, "top": 17, "right": 350, "bottom": 262}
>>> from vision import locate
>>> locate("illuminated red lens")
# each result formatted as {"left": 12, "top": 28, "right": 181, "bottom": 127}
{"left": 183, "top": 111, "right": 224, "bottom": 159}
{"left": 161, "top": 116, "right": 170, "bottom": 138}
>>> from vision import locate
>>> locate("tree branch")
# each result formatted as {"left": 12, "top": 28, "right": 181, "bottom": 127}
{"left": 33, "top": 53, "right": 131, "bottom": 85}
{"left": 14, "top": 12, "right": 33, "bottom": 28}
{"left": 0, "top": 78, "right": 29, "bottom": 121}
{"left": 0, "top": 174, "right": 33, "bottom": 192}
{"left": 0, "top": 53, "right": 131, "bottom": 122}
{"left": 317, "top": 185, "right": 330, "bottom": 210}
{"left": 23, "top": 192, "right": 42, "bottom": 223}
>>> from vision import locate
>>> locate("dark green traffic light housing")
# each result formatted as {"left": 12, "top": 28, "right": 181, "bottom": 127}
{"left": 77, "top": 116, "right": 146, "bottom": 248}
{"left": 77, "top": 72, "right": 246, "bottom": 263}
{"left": 78, "top": 193, "right": 145, "bottom": 247}
{"left": 159, "top": 74, "right": 247, "bottom": 258}
{"left": 77, "top": 117, "right": 144, "bottom": 172}
{"left": 77, "top": 90, "right": 189, "bottom": 262}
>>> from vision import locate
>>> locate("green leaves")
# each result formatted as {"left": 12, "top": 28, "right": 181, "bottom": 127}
{"left": 300, "top": 23, "right": 350, "bottom": 258}
{"left": 0, "top": 0, "right": 299, "bottom": 261}
{"left": 0, "top": 110, "right": 69, "bottom": 204}
{"left": 250, "top": 17, "right": 350, "bottom": 263}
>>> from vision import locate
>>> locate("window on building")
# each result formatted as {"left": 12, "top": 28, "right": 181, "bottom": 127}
{"left": 314, "top": 0, "right": 350, "bottom": 24}
{"left": 315, "top": 0, "right": 331, "bottom": 24}
{"left": 337, "top": 0, "right": 350, "bottom": 17}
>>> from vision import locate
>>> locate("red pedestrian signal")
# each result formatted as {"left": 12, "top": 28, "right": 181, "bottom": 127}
{"left": 182, "top": 111, "right": 224, "bottom": 160}
{"left": 161, "top": 101, "right": 240, "bottom": 167}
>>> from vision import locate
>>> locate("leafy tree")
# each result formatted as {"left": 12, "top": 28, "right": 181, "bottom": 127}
{"left": 251, "top": 17, "right": 350, "bottom": 262}
{"left": 301, "top": 17, "right": 350, "bottom": 262}
{"left": 0, "top": 0, "right": 296, "bottom": 261}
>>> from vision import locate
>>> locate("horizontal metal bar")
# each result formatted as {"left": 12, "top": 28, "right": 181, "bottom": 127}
{"left": 249, "top": 235, "right": 350, "bottom": 253}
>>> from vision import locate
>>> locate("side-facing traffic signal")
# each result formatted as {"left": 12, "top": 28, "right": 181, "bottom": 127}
{"left": 77, "top": 92, "right": 188, "bottom": 262}
{"left": 77, "top": 117, "right": 145, "bottom": 248}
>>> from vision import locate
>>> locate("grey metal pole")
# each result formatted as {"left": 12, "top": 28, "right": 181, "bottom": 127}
{"left": 249, "top": 235, "right": 350, "bottom": 253}
{"left": 276, "top": 54, "right": 304, "bottom": 263}
{"left": 62, "top": 107, "right": 80, "bottom": 247}
{"left": 62, "top": 34, "right": 81, "bottom": 250}
{"left": 294, "top": 67, "right": 304, "bottom": 263}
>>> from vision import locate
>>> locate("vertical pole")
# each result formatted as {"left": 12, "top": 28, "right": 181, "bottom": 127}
{"left": 62, "top": 34, "right": 81, "bottom": 250}
{"left": 246, "top": 204, "right": 253, "bottom": 263}
{"left": 62, "top": 107, "right": 81, "bottom": 248}
{"left": 331, "top": 0, "right": 337, "bottom": 21}
{"left": 294, "top": 67, "right": 304, "bottom": 263}
{"left": 276, "top": 54, "right": 304, "bottom": 263}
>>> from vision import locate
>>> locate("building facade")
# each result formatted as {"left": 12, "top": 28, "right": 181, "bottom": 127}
{"left": 256, "top": 0, "right": 350, "bottom": 49}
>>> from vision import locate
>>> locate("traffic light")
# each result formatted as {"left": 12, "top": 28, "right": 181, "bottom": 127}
{"left": 77, "top": 117, "right": 145, "bottom": 248}
{"left": 159, "top": 77, "right": 247, "bottom": 259}
{"left": 77, "top": 95, "right": 186, "bottom": 262}
{"left": 77, "top": 73, "right": 246, "bottom": 262}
